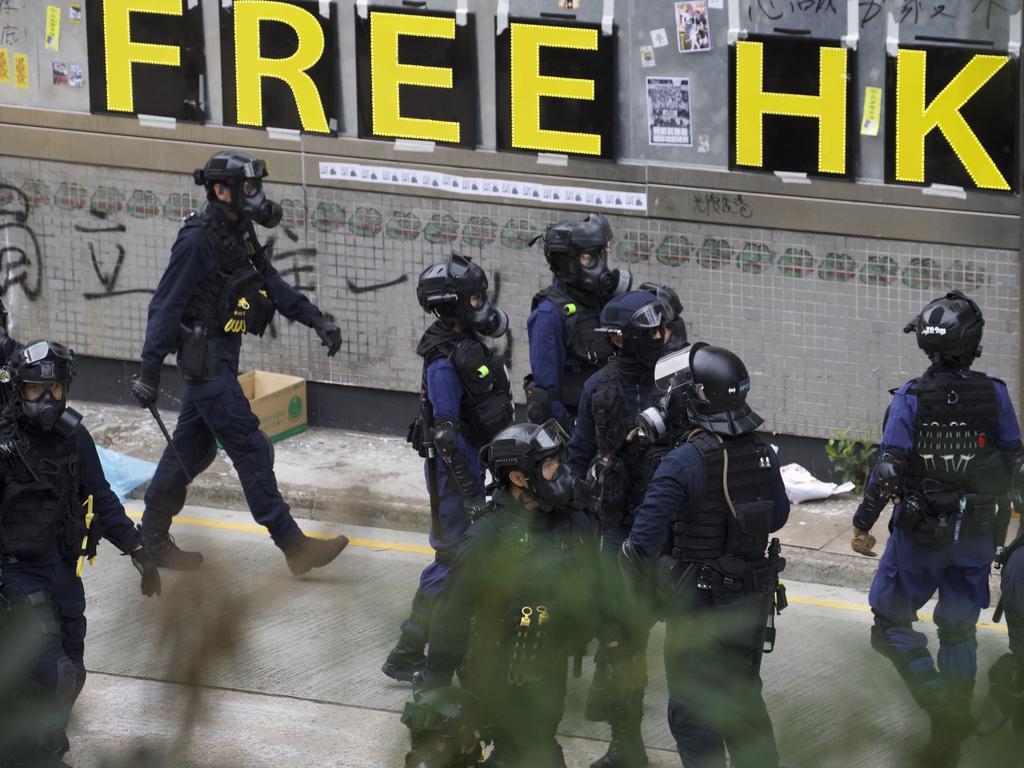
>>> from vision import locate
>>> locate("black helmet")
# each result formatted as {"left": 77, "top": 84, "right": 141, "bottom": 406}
{"left": 536, "top": 214, "right": 630, "bottom": 301}
{"left": 480, "top": 420, "right": 574, "bottom": 510}
{"left": 904, "top": 290, "right": 984, "bottom": 369}
{"left": 193, "top": 150, "right": 282, "bottom": 228}
{"left": 401, "top": 686, "right": 488, "bottom": 768}
{"left": 645, "top": 343, "right": 763, "bottom": 437}
{"left": 3, "top": 340, "right": 81, "bottom": 434}
{"left": 416, "top": 253, "right": 508, "bottom": 338}
{"left": 597, "top": 290, "right": 669, "bottom": 369}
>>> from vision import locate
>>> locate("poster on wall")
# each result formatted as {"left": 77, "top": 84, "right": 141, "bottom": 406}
{"left": 220, "top": 0, "right": 338, "bottom": 134}
{"left": 355, "top": 7, "right": 477, "bottom": 147}
{"left": 646, "top": 77, "right": 692, "bottom": 146}
{"left": 495, "top": 18, "right": 616, "bottom": 159}
{"left": 675, "top": 1, "right": 711, "bottom": 53}
{"left": 86, "top": 0, "right": 205, "bottom": 121}
{"left": 730, "top": 35, "right": 855, "bottom": 179}
{"left": 885, "top": 45, "right": 1017, "bottom": 193}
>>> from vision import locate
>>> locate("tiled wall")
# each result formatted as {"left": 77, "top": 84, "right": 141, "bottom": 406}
{"left": 0, "top": 155, "right": 1017, "bottom": 440}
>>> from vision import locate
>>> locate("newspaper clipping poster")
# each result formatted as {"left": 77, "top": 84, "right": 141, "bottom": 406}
{"left": 675, "top": 1, "right": 712, "bottom": 52}
{"left": 646, "top": 77, "right": 691, "bottom": 147}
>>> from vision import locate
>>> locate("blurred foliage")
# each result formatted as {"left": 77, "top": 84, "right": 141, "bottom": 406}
{"left": 826, "top": 427, "right": 878, "bottom": 491}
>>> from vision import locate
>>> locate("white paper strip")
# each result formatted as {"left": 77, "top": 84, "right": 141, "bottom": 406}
{"left": 886, "top": 11, "right": 899, "bottom": 57}
{"left": 496, "top": 0, "right": 509, "bottom": 35}
{"left": 1009, "top": 11, "right": 1021, "bottom": 58}
{"left": 842, "top": 0, "right": 858, "bottom": 49}
{"left": 727, "top": 0, "right": 743, "bottom": 45}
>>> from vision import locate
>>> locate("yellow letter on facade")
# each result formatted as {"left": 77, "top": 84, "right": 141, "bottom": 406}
{"left": 234, "top": 0, "right": 329, "bottom": 133}
{"left": 895, "top": 49, "right": 1010, "bottom": 190}
{"left": 735, "top": 40, "right": 848, "bottom": 174}
{"left": 510, "top": 23, "right": 601, "bottom": 156}
{"left": 103, "top": 0, "right": 181, "bottom": 112}
{"left": 370, "top": 11, "right": 459, "bottom": 143}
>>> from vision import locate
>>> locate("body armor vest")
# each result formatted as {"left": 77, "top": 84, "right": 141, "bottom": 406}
{"left": 533, "top": 286, "right": 614, "bottom": 410}
{"left": 670, "top": 430, "right": 776, "bottom": 566}
{"left": 180, "top": 210, "right": 276, "bottom": 338}
{"left": 0, "top": 427, "right": 82, "bottom": 563}
{"left": 424, "top": 337, "right": 514, "bottom": 447}
{"left": 906, "top": 371, "right": 1006, "bottom": 495}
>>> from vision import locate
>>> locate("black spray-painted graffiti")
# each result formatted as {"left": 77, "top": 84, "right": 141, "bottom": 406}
{"left": 346, "top": 274, "right": 409, "bottom": 294}
{"left": 78, "top": 209, "right": 154, "bottom": 300}
{"left": 0, "top": 184, "right": 43, "bottom": 301}
{"left": 693, "top": 193, "right": 754, "bottom": 219}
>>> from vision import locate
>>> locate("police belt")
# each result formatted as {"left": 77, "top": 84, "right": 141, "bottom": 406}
{"left": 695, "top": 555, "right": 777, "bottom": 600}
{"left": 896, "top": 488, "right": 999, "bottom": 546}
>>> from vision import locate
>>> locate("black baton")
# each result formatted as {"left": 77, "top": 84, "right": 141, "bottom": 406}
{"left": 147, "top": 404, "right": 192, "bottom": 484}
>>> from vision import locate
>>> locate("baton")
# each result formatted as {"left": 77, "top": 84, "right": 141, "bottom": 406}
{"left": 147, "top": 404, "right": 192, "bottom": 484}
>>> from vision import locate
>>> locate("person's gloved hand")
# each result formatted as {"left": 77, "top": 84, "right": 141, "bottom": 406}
{"left": 569, "top": 475, "right": 593, "bottom": 511}
{"left": 312, "top": 314, "right": 342, "bottom": 357}
{"left": 130, "top": 547, "right": 162, "bottom": 597}
{"left": 130, "top": 366, "right": 160, "bottom": 409}
{"left": 851, "top": 526, "right": 878, "bottom": 557}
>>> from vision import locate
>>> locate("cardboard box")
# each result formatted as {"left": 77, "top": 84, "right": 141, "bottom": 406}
{"left": 238, "top": 370, "right": 308, "bottom": 443}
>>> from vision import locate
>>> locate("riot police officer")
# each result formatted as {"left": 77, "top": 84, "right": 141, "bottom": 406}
{"left": 401, "top": 685, "right": 490, "bottom": 768}
{"left": 623, "top": 344, "right": 790, "bottom": 768}
{"left": 130, "top": 150, "right": 348, "bottom": 575}
{"left": 525, "top": 214, "right": 632, "bottom": 430}
{"left": 382, "top": 253, "right": 514, "bottom": 683}
{"left": 0, "top": 340, "right": 161, "bottom": 765}
{"left": 851, "top": 291, "right": 1021, "bottom": 766}
{"left": 415, "top": 420, "right": 597, "bottom": 768}
{"left": 566, "top": 290, "right": 672, "bottom": 768}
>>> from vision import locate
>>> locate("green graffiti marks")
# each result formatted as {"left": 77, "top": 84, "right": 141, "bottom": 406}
{"left": 859, "top": 255, "right": 898, "bottom": 286}
{"left": 385, "top": 211, "right": 422, "bottom": 241}
{"left": 697, "top": 238, "right": 732, "bottom": 270}
{"left": 424, "top": 214, "right": 459, "bottom": 245}
{"left": 817, "top": 252, "right": 857, "bottom": 282}
{"left": 737, "top": 243, "right": 774, "bottom": 274}
{"left": 22, "top": 179, "right": 51, "bottom": 207}
{"left": 462, "top": 216, "right": 497, "bottom": 248}
{"left": 313, "top": 202, "right": 346, "bottom": 233}
{"left": 500, "top": 219, "right": 536, "bottom": 250}
{"left": 163, "top": 193, "right": 198, "bottom": 221}
{"left": 944, "top": 260, "right": 987, "bottom": 292}
{"left": 55, "top": 182, "right": 88, "bottom": 210}
{"left": 617, "top": 233, "right": 652, "bottom": 263}
{"left": 902, "top": 257, "right": 943, "bottom": 290}
{"left": 127, "top": 189, "right": 161, "bottom": 218}
{"left": 348, "top": 207, "right": 383, "bottom": 237}
{"left": 656, "top": 235, "right": 691, "bottom": 267}
{"left": 280, "top": 199, "right": 306, "bottom": 228}
{"left": 777, "top": 248, "right": 815, "bottom": 277}
{"left": 90, "top": 186, "right": 124, "bottom": 215}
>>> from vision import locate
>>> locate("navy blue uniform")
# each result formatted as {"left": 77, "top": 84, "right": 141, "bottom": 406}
{"left": 864, "top": 374, "right": 1020, "bottom": 690}
{"left": 628, "top": 440, "right": 789, "bottom": 768}
{"left": 1, "top": 423, "right": 142, "bottom": 759}
{"left": 139, "top": 208, "right": 321, "bottom": 549}
{"left": 528, "top": 294, "right": 571, "bottom": 425}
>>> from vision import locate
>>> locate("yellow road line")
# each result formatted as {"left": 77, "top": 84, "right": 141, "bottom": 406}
{"left": 127, "top": 512, "right": 1009, "bottom": 633}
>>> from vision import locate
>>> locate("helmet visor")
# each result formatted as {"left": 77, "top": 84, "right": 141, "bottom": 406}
{"left": 240, "top": 158, "right": 267, "bottom": 180}
{"left": 532, "top": 419, "right": 569, "bottom": 452}
{"left": 630, "top": 301, "right": 666, "bottom": 331}
{"left": 654, "top": 346, "right": 694, "bottom": 392}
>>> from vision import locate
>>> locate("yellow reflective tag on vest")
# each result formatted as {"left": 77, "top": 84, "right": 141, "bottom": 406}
{"left": 76, "top": 495, "right": 95, "bottom": 578}
{"left": 564, "top": 303, "right": 577, "bottom": 316}
{"left": 477, "top": 364, "right": 490, "bottom": 378}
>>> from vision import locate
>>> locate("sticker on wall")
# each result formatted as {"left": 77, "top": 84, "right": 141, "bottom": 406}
{"left": 651, "top": 28, "right": 669, "bottom": 48}
{"left": 640, "top": 46, "right": 656, "bottom": 68}
{"left": 220, "top": 0, "right": 337, "bottom": 134}
{"left": 675, "top": 1, "right": 711, "bottom": 53}
{"left": 0, "top": 49, "right": 11, "bottom": 85}
{"left": 45, "top": 6, "right": 61, "bottom": 52}
{"left": 656, "top": 235, "right": 691, "bottom": 267}
{"left": 52, "top": 62, "right": 84, "bottom": 88}
{"left": 424, "top": 214, "right": 459, "bottom": 244}
{"left": 860, "top": 86, "right": 882, "bottom": 137}
{"left": 777, "top": 248, "right": 815, "bottom": 277}
{"left": 86, "top": 0, "right": 205, "bottom": 121}
{"left": 313, "top": 202, "right": 347, "bottom": 233}
{"left": 13, "top": 53, "right": 29, "bottom": 89}
{"left": 69, "top": 4, "right": 82, "bottom": 24}
{"left": 697, "top": 238, "right": 732, "bottom": 269}
{"left": 355, "top": 7, "right": 477, "bottom": 148}
{"left": 646, "top": 77, "right": 691, "bottom": 147}
{"left": 55, "top": 182, "right": 88, "bottom": 210}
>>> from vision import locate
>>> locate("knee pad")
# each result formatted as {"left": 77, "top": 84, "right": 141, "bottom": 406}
{"left": 938, "top": 623, "right": 978, "bottom": 647}
{"left": 870, "top": 615, "right": 912, "bottom": 661}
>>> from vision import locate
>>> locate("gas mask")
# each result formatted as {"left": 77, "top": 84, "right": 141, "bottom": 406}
{"left": 636, "top": 346, "right": 696, "bottom": 441}
{"left": 20, "top": 385, "right": 68, "bottom": 432}
{"left": 521, "top": 423, "right": 574, "bottom": 511}
{"left": 469, "top": 302, "right": 509, "bottom": 339}
{"left": 237, "top": 178, "right": 283, "bottom": 228}
{"left": 574, "top": 250, "right": 631, "bottom": 302}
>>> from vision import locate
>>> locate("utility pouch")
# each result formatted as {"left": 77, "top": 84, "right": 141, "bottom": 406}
{"left": 962, "top": 493, "right": 999, "bottom": 536}
{"left": 654, "top": 555, "right": 696, "bottom": 607}
{"left": 897, "top": 491, "right": 950, "bottom": 549}
{"left": 218, "top": 269, "right": 277, "bottom": 336}
{"left": 507, "top": 604, "right": 550, "bottom": 686}
{"left": 177, "top": 323, "right": 216, "bottom": 380}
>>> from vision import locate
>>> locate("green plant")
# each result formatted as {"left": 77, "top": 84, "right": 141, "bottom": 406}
{"left": 825, "top": 427, "right": 877, "bottom": 491}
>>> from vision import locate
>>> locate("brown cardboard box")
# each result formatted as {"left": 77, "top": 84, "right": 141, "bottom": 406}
{"left": 237, "top": 370, "right": 307, "bottom": 443}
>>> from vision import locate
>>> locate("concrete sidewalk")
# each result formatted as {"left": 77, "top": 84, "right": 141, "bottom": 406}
{"left": 78, "top": 401, "right": 1016, "bottom": 593}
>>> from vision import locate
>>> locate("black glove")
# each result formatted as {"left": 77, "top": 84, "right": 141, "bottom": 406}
{"left": 130, "top": 365, "right": 160, "bottom": 408}
{"left": 130, "top": 547, "right": 162, "bottom": 597}
{"left": 312, "top": 314, "right": 342, "bottom": 357}
{"left": 570, "top": 475, "right": 593, "bottom": 511}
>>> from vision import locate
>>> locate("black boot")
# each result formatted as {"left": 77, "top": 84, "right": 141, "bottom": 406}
{"left": 142, "top": 532, "right": 204, "bottom": 570}
{"left": 590, "top": 690, "right": 648, "bottom": 768}
{"left": 586, "top": 649, "right": 613, "bottom": 722}
{"left": 382, "top": 591, "right": 433, "bottom": 683}
{"left": 284, "top": 533, "right": 349, "bottom": 575}
{"left": 919, "top": 683, "right": 975, "bottom": 768}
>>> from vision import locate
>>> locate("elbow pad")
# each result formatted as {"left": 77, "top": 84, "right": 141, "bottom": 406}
{"left": 433, "top": 424, "right": 479, "bottom": 498}
{"left": 874, "top": 451, "right": 906, "bottom": 496}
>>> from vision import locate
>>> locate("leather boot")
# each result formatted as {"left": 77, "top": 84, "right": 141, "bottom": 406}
{"left": 590, "top": 690, "right": 648, "bottom": 768}
{"left": 284, "top": 533, "right": 349, "bottom": 575}
{"left": 383, "top": 591, "right": 433, "bottom": 683}
{"left": 142, "top": 531, "right": 204, "bottom": 570}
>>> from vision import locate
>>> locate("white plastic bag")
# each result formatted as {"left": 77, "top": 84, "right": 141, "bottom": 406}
{"left": 780, "top": 462, "right": 855, "bottom": 505}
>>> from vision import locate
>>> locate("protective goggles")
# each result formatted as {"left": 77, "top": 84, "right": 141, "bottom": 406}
{"left": 240, "top": 159, "right": 268, "bottom": 180}
{"left": 597, "top": 301, "right": 666, "bottom": 336}
{"left": 18, "top": 340, "right": 72, "bottom": 367}
{"left": 532, "top": 419, "right": 569, "bottom": 453}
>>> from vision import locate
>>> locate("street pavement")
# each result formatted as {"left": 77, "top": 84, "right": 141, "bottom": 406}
{"left": 62, "top": 502, "right": 1019, "bottom": 768}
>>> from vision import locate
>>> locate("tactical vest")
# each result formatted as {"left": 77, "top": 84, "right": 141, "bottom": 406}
{"left": 0, "top": 428, "right": 82, "bottom": 563}
{"left": 670, "top": 430, "right": 776, "bottom": 569}
{"left": 532, "top": 286, "right": 614, "bottom": 410}
{"left": 425, "top": 337, "right": 514, "bottom": 447}
{"left": 180, "top": 210, "right": 277, "bottom": 338}
{"left": 906, "top": 371, "right": 1006, "bottom": 495}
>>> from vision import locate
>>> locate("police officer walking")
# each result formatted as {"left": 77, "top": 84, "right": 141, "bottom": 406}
{"left": 525, "top": 214, "right": 632, "bottom": 430}
{"left": 0, "top": 340, "right": 161, "bottom": 765}
{"left": 130, "top": 150, "right": 348, "bottom": 575}
{"left": 851, "top": 291, "right": 1021, "bottom": 766}
{"left": 382, "top": 253, "right": 514, "bottom": 683}
{"left": 566, "top": 289, "right": 674, "bottom": 768}
{"left": 415, "top": 420, "right": 598, "bottom": 768}
{"left": 623, "top": 343, "right": 790, "bottom": 768}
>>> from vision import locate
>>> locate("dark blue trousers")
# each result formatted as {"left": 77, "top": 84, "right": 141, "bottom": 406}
{"left": 141, "top": 369, "right": 302, "bottom": 549}
{"left": 1, "top": 562, "right": 87, "bottom": 758}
